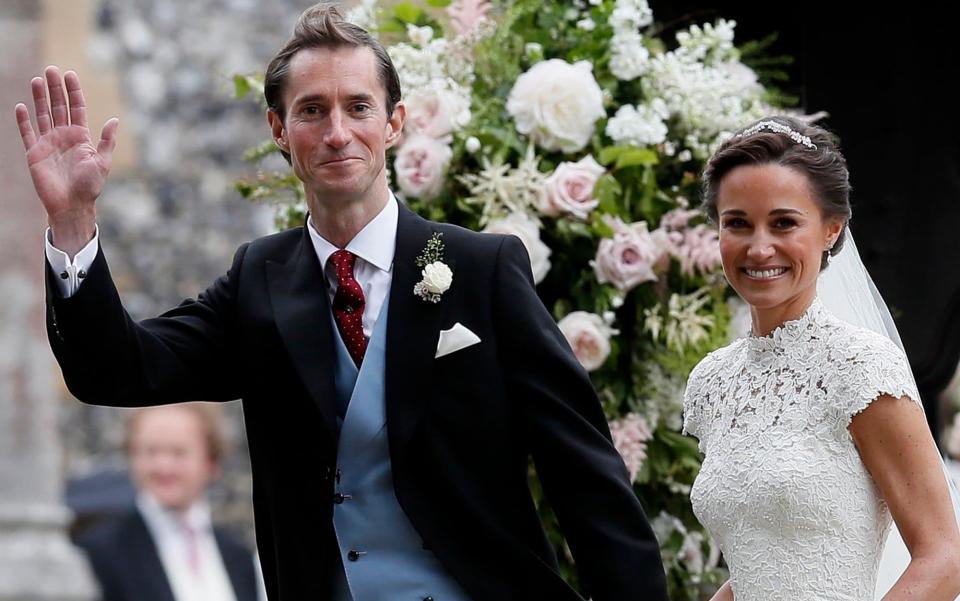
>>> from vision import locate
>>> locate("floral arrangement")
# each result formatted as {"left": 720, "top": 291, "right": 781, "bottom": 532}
{"left": 236, "top": 0, "right": 796, "bottom": 596}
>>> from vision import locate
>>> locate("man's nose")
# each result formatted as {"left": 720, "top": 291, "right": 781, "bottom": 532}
{"left": 324, "top": 108, "right": 352, "bottom": 149}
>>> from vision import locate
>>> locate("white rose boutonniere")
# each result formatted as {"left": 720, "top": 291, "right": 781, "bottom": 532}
{"left": 414, "top": 232, "right": 452, "bottom": 303}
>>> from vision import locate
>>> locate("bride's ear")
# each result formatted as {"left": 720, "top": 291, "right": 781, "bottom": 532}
{"left": 825, "top": 218, "right": 844, "bottom": 250}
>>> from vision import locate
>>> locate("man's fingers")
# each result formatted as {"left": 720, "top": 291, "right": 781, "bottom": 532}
{"left": 31, "top": 77, "right": 51, "bottom": 135}
{"left": 45, "top": 66, "right": 69, "bottom": 127}
{"left": 96, "top": 117, "right": 119, "bottom": 161}
{"left": 64, "top": 71, "right": 87, "bottom": 129}
{"left": 14, "top": 103, "right": 37, "bottom": 151}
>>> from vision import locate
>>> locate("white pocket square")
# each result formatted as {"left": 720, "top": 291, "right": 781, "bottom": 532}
{"left": 435, "top": 322, "right": 481, "bottom": 358}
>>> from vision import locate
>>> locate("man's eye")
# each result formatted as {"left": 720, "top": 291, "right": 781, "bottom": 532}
{"left": 352, "top": 104, "right": 370, "bottom": 113}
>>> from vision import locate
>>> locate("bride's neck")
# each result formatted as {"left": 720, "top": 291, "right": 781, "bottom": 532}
{"left": 750, "top": 289, "right": 817, "bottom": 337}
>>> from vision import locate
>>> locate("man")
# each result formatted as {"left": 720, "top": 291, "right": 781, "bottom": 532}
{"left": 76, "top": 404, "right": 262, "bottom": 601}
{"left": 15, "top": 4, "right": 667, "bottom": 600}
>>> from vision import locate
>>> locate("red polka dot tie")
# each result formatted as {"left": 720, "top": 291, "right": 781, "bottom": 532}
{"left": 330, "top": 250, "right": 367, "bottom": 367}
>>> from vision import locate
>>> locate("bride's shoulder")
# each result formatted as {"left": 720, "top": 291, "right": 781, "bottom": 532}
{"left": 819, "top": 314, "right": 906, "bottom": 363}
{"left": 816, "top": 315, "right": 919, "bottom": 416}
{"left": 688, "top": 341, "right": 743, "bottom": 386}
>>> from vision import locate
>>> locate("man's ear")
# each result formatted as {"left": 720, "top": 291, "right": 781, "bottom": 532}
{"left": 385, "top": 101, "right": 406, "bottom": 149}
{"left": 267, "top": 109, "right": 287, "bottom": 150}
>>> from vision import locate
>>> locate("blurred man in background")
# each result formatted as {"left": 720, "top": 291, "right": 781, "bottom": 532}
{"left": 75, "top": 403, "right": 263, "bottom": 601}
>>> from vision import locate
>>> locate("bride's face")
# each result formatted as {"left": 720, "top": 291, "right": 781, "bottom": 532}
{"left": 715, "top": 163, "right": 843, "bottom": 317}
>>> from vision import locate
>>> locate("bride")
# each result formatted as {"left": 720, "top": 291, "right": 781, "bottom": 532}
{"left": 682, "top": 116, "right": 960, "bottom": 600}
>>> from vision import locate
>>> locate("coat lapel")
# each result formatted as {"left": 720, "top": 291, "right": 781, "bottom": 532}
{"left": 266, "top": 226, "right": 339, "bottom": 445}
{"left": 127, "top": 512, "right": 177, "bottom": 601}
{"left": 385, "top": 204, "right": 446, "bottom": 460}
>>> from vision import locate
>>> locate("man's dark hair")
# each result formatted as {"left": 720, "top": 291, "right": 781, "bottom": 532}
{"left": 264, "top": 2, "right": 402, "bottom": 162}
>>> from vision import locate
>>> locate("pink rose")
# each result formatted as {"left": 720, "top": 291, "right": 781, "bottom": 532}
{"left": 404, "top": 88, "right": 471, "bottom": 140}
{"left": 539, "top": 155, "right": 605, "bottom": 220}
{"left": 592, "top": 217, "right": 663, "bottom": 292}
{"left": 557, "top": 311, "right": 617, "bottom": 371}
{"left": 394, "top": 135, "right": 453, "bottom": 200}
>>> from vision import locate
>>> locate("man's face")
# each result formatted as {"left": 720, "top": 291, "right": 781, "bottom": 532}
{"left": 129, "top": 407, "right": 218, "bottom": 512}
{"left": 268, "top": 46, "right": 405, "bottom": 208}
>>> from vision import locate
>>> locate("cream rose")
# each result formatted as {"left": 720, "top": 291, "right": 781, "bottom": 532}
{"left": 592, "top": 217, "right": 663, "bottom": 292}
{"left": 506, "top": 59, "right": 605, "bottom": 153}
{"left": 421, "top": 262, "right": 453, "bottom": 295}
{"left": 482, "top": 212, "right": 552, "bottom": 284}
{"left": 394, "top": 135, "right": 452, "bottom": 200}
{"left": 539, "top": 155, "right": 606, "bottom": 219}
{"left": 404, "top": 87, "right": 471, "bottom": 140}
{"left": 557, "top": 311, "right": 617, "bottom": 372}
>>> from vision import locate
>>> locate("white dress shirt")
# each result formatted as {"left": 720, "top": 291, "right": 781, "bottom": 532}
{"left": 44, "top": 196, "right": 399, "bottom": 339}
{"left": 136, "top": 493, "right": 240, "bottom": 601}
{"left": 45, "top": 225, "right": 100, "bottom": 298}
{"left": 306, "top": 196, "right": 397, "bottom": 338}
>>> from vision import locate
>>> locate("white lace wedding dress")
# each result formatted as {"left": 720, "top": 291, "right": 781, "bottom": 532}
{"left": 683, "top": 298, "right": 919, "bottom": 601}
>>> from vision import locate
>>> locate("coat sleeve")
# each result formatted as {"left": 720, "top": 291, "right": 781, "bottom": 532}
{"left": 45, "top": 243, "right": 248, "bottom": 406}
{"left": 491, "top": 235, "right": 668, "bottom": 600}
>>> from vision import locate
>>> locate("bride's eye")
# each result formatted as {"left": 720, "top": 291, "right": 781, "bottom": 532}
{"left": 723, "top": 218, "right": 748, "bottom": 229}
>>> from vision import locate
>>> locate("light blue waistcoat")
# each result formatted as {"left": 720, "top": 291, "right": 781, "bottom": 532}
{"left": 329, "top": 299, "right": 471, "bottom": 601}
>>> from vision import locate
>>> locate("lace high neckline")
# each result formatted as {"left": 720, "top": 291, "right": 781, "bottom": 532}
{"left": 745, "top": 297, "right": 827, "bottom": 353}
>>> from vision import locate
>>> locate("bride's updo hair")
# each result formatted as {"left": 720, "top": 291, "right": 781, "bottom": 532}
{"left": 701, "top": 116, "right": 852, "bottom": 270}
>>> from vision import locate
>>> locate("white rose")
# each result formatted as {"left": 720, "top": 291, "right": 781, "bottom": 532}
{"left": 404, "top": 87, "right": 471, "bottom": 140}
{"left": 394, "top": 135, "right": 452, "bottom": 200}
{"left": 592, "top": 217, "right": 663, "bottom": 292}
{"left": 557, "top": 311, "right": 616, "bottom": 371}
{"left": 421, "top": 261, "right": 453, "bottom": 294}
{"left": 482, "top": 212, "right": 552, "bottom": 284}
{"left": 539, "top": 154, "right": 606, "bottom": 220}
{"left": 507, "top": 59, "right": 605, "bottom": 153}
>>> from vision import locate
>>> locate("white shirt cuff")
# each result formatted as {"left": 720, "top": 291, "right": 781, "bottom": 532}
{"left": 45, "top": 225, "right": 99, "bottom": 298}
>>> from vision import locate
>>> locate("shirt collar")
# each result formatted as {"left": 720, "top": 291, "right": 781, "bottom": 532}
{"left": 307, "top": 194, "right": 398, "bottom": 274}
{"left": 136, "top": 492, "right": 212, "bottom": 536}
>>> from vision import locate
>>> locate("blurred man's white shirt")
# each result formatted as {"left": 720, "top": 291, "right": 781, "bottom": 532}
{"left": 136, "top": 492, "right": 238, "bottom": 601}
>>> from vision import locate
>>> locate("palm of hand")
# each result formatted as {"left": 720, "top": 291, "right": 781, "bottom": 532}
{"left": 27, "top": 124, "right": 109, "bottom": 216}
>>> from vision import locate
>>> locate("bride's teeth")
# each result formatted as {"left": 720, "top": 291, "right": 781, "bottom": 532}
{"left": 746, "top": 268, "right": 786, "bottom": 278}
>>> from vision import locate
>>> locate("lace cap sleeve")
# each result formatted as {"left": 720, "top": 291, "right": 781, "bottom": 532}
{"left": 832, "top": 327, "right": 922, "bottom": 425}
{"left": 683, "top": 348, "right": 726, "bottom": 454}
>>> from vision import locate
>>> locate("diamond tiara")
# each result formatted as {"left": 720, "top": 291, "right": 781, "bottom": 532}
{"left": 736, "top": 120, "right": 817, "bottom": 150}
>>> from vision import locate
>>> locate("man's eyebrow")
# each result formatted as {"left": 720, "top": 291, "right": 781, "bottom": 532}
{"left": 291, "top": 93, "right": 378, "bottom": 105}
